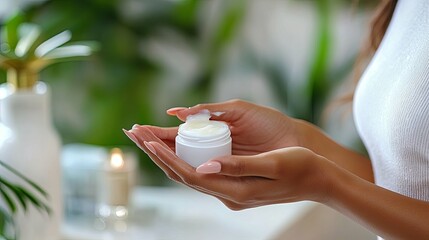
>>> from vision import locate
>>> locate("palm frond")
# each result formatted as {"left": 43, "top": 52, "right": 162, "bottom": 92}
{"left": 0, "top": 206, "right": 16, "bottom": 240}
{"left": 15, "top": 24, "right": 41, "bottom": 57}
{"left": 0, "top": 161, "right": 47, "bottom": 198}
{"left": 0, "top": 13, "right": 96, "bottom": 89}
{"left": 43, "top": 44, "right": 92, "bottom": 60}
{"left": 35, "top": 30, "right": 71, "bottom": 57}
{"left": 0, "top": 186, "right": 16, "bottom": 214}
{"left": 0, "top": 161, "right": 51, "bottom": 239}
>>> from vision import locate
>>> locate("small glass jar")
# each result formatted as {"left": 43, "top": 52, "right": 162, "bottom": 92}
{"left": 175, "top": 111, "right": 232, "bottom": 167}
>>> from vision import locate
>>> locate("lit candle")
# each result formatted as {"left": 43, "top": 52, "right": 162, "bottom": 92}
{"left": 99, "top": 148, "right": 130, "bottom": 208}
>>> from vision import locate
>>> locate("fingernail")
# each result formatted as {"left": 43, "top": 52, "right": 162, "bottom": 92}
{"left": 144, "top": 141, "right": 156, "bottom": 155}
{"left": 132, "top": 124, "right": 140, "bottom": 130}
{"left": 166, "top": 107, "right": 187, "bottom": 114}
{"left": 196, "top": 161, "right": 221, "bottom": 174}
{"left": 123, "top": 129, "right": 139, "bottom": 144}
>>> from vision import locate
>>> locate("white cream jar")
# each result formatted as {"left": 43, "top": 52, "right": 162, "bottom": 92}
{"left": 175, "top": 110, "right": 231, "bottom": 168}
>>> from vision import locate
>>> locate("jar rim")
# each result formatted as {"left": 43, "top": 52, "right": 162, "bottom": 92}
{"left": 178, "top": 121, "right": 230, "bottom": 143}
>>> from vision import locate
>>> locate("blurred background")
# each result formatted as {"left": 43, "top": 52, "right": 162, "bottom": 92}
{"left": 0, "top": 0, "right": 375, "bottom": 185}
{"left": 0, "top": 1, "right": 382, "bottom": 239}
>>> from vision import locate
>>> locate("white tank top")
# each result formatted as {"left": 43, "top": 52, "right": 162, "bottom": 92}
{"left": 354, "top": 0, "right": 429, "bottom": 202}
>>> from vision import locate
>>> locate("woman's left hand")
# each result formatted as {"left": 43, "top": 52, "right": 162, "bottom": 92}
{"left": 127, "top": 126, "right": 333, "bottom": 210}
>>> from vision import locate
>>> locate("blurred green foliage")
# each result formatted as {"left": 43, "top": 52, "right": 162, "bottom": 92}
{"left": 0, "top": 0, "right": 374, "bottom": 184}
{"left": 0, "top": 161, "right": 51, "bottom": 240}
{"left": 2, "top": 0, "right": 247, "bottom": 184}
{"left": 0, "top": 12, "right": 97, "bottom": 89}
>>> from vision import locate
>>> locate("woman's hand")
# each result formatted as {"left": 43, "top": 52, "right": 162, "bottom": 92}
{"left": 127, "top": 132, "right": 333, "bottom": 210}
{"left": 124, "top": 100, "right": 429, "bottom": 239}
{"left": 166, "top": 99, "right": 302, "bottom": 155}
{"left": 122, "top": 99, "right": 335, "bottom": 208}
{"left": 160, "top": 99, "right": 373, "bottom": 182}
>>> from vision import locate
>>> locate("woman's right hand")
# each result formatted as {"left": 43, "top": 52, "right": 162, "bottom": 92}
{"left": 167, "top": 99, "right": 302, "bottom": 155}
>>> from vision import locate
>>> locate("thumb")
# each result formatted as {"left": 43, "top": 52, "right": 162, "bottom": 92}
{"left": 196, "top": 155, "right": 276, "bottom": 178}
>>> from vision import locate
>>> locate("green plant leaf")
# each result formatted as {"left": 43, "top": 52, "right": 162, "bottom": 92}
{"left": 0, "top": 172, "right": 50, "bottom": 237}
{"left": 173, "top": 0, "right": 199, "bottom": 28}
{"left": 15, "top": 23, "right": 41, "bottom": 57}
{"left": 306, "top": 0, "right": 332, "bottom": 123}
{"left": 43, "top": 44, "right": 93, "bottom": 60}
{"left": 0, "top": 162, "right": 48, "bottom": 198}
{"left": 0, "top": 176, "right": 50, "bottom": 214}
{"left": 15, "top": 186, "right": 50, "bottom": 215}
{"left": 35, "top": 30, "right": 71, "bottom": 57}
{"left": 191, "top": 1, "right": 245, "bottom": 96}
{"left": 210, "top": 2, "right": 245, "bottom": 55}
{"left": 0, "top": 206, "right": 16, "bottom": 240}
{"left": 0, "top": 186, "right": 16, "bottom": 214}
{"left": 7, "top": 187, "right": 27, "bottom": 213}
{"left": 0, "top": 177, "right": 32, "bottom": 213}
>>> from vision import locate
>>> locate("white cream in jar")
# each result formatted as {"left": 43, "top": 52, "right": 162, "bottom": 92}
{"left": 175, "top": 110, "right": 231, "bottom": 167}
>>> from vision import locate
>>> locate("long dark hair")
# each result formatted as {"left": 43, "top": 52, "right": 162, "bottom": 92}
{"left": 343, "top": 0, "right": 398, "bottom": 102}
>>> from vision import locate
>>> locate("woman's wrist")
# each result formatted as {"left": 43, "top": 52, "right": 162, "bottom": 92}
{"left": 306, "top": 154, "right": 351, "bottom": 206}
{"left": 315, "top": 156, "right": 366, "bottom": 209}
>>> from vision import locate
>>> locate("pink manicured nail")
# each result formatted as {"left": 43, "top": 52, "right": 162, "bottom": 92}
{"left": 144, "top": 141, "right": 157, "bottom": 155}
{"left": 166, "top": 107, "right": 187, "bottom": 114}
{"left": 123, "top": 129, "right": 139, "bottom": 144}
{"left": 196, "top": 161, "right": 221, "bottom": 174}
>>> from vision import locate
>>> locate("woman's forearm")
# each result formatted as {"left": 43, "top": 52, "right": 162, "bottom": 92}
{"left": 323, "top": 161, "right": 429, "bottom": 239}
{"left": 294, "top": 119, "right": 374, "bottom": 182}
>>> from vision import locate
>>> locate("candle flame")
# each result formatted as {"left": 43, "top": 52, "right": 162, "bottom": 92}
{"left": 110, "top": 148, "right": 124, "bottom": 169}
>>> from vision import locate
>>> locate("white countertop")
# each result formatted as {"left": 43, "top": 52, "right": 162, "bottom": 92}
{"left": 62, "top": 186, "right": 315, "bottom": 240}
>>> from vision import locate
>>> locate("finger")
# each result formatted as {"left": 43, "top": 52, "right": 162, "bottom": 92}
{"left": 166, "top": 107, "right": 188, "bottom": 116}
{"left": 123, "top": 129, "right": 183, "bottom": 183}
{"left": 147, "top": 141, "right": 261, "bottom": 200}
{"left": 131, "top": 125, "right": 177, "bottom": 141}
{"left": 128, "top": 126, "right": 259, "bottom": 196}
{"left": 143, "top": 140, "right": 237, "bottom": 199}
{"left": 174, "top": 99, "right": 248, "bottom": 122}
{"left": 133, "top": 125, "right": 177, "bottom": 149}
{"left": 123, "top": 128, "right": 139, "bottom": 145}
{"left": 129, "top": 126, "right": 174, "bottom": 150}
{"left": 127, "top": 129, "right": 260, "bottom": 206}
{"left": 145, "top": 147, "right": 183, "bottom": 183}
{"left": 196, "top": 154, "right": 278, "bottom": 178}
{"left": 145, "top": 141, "right": 195, "bottom": 174}
{"left": 141, "top": 141, "right": 247, "bottom": 203}
{"left": 141, "top": 144, "right": 244, "bottom": 204}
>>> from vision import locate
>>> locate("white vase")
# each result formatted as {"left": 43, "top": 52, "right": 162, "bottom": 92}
{"left": 0, "top": 82, "right": 62, "bottom": 240}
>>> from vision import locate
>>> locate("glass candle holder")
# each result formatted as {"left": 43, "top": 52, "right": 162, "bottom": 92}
{"left": 97, "top": 148, "right": 134, "bottom": 229}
